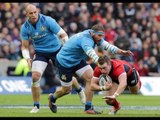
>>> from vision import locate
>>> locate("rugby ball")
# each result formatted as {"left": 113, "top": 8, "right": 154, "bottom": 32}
{"left": 99, "top": 74, "right": 112, "bottom": 86}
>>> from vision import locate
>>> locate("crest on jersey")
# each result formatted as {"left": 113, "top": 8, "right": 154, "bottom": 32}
{"left": 41, "top": 26, "right": 46, "bottom": 31}
{"left": 35, "top": 32, "right": 39, "bottom": 36}
{"left": 61, "top": 74, "right": 67, "bottom": 81}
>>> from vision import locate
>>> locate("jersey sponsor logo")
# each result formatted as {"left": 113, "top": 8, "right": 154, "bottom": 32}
{"left": 61, "top": 74, "right": 66, "bottom": 81}
{"left": 32, "top": 33, "right": 47, "bottom": 39}
{"left": 35, "top": 32, "right": 39, "bottom": 36}
{"left": 131, "top": 80, "right": 135, "bottom": 84}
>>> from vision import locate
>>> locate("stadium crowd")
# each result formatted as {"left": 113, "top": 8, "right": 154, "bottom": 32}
{"left": 0, "top": 2, "right": 160, "bottom": 79}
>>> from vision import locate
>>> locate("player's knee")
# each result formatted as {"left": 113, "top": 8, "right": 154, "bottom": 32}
{"left": 32, "top": 72, "right": 41, "bottom": 87}
{"left": 32, "top": 72, "right": 41, "bottom": 80}
{"left": 63, "top": 86, "right": 72, "bottom": 95}
{"left": 84, "top": 75, "right": 93, "bottom": 83}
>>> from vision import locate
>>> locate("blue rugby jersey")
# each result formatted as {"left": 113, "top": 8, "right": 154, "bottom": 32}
{"left": 56, "top": 30, "right": 118, "bottom": 68}
{"left": 20, "top": 14, "right": 62, "bottom": 53}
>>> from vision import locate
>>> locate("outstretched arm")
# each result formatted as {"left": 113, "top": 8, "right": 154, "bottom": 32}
{"left": 103, "top": 72, "right": 127, "bottom": 99}
{"left": 116, "top": 49, "right": 134, "bottom": 57}
{"left": 101, "top": 40, "right": 133, "bottom": 56}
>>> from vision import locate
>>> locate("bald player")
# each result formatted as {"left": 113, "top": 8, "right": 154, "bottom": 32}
{"left": 20, "top": 4, "right": 85, "bottom": 113}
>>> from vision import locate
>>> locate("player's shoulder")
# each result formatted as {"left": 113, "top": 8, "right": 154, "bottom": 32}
{"left": 93, "top": 66, "right": 101, "bottom": 77}
{"left": 94, "top": 66, "right": 100, "bottom": 71}
{"left": 21, "top": 20, "right": 29, "bottom": 30}
{"left": 94, "top": 66, "right": 101, "bottom": 73}
{"left": 80, "top": 30, "right": 94, "bottom": 41}
{"left": 40, "top": 13, "right": 55, "bottom": 21}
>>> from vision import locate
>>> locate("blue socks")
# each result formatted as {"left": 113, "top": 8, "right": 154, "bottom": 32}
{"left": 34, "top": 102, "right": 40, "bottom": 109}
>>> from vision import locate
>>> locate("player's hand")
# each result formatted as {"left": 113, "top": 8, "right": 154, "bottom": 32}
{"left": 121, "top": 50, "right": 134, "bottom": 56}
{"left": 104, "top": 80, "right": 112, "bottom": 90}
{"left": 27, "top": 58, "right": 32, "bottom": 69}
{"left": 102, "top": 92, "right": 119, "bottom": 100}
{"left": 102, "top": 95, "right": 116, "bottom": 100}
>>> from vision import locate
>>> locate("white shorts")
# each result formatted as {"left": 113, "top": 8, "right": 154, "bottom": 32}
{"left": 32, "top": 61, "right": 48, "bottom": 75}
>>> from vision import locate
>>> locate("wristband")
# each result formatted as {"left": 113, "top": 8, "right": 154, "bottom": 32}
{"left": 22, "top": 49, "right": 30, "bottom": 60}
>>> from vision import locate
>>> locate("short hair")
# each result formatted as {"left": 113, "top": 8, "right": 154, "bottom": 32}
{"left": 98, "top": 55, "right": 111, "bottom": 65}
{"left": 91, "top": 24, "right": 105, "bottom": 32}
{"left": 24, "top": 3, "right": 37, "bottom": 13}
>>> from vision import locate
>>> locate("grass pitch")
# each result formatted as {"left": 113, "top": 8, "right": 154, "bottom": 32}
{"left": 0, "top": 93, "right": 160, "bottom": 117}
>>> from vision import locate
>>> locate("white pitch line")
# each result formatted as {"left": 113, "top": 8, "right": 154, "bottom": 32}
{"left": 0, "top": 105, "right": 160, "bottom": 110}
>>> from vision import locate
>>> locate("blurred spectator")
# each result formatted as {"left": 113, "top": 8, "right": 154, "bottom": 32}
{"left": 147, "top": 56, "right": 160, "bottom": 76}
{"left": 13, "top": 57, "right": 31, "bottom": 76}
{"left": 150, "top": 3, "right": 160, "bottom": 29}
{"left": 133, "top": 59, "right": 149, "bottom": 76}
{"left": 114, "top": 28, "right": 130, "bottom": 50}
{"left": 104, "top": 24, "right": 117, "bottom": 44}
{"left": 129, "top": 32, "right": 142, "bottom": 51}
{"left": 67, "top": 22, "right": 79, "bottom": 37}
{"left": 7, "top": 52, "right": 31, "bottom": 76}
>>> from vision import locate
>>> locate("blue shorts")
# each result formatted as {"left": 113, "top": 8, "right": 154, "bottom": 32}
{"left": 34, "top": 47, "right": 61, "bottom": 64}
{"left": 55, "top": 59, "right": 88, "bottom": 83}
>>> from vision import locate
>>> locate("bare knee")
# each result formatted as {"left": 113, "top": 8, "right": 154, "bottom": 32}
{"left": 84, "top": 75, "right": 92, "bottom": 83}
{"left": 62, "top": 86, "right": 72, "bottom": 95}
{"left": 32, "top": 72, "right": 41, "bottom": 82}
{"left": 82, "top": 69, "right": 93, "bottom": 83}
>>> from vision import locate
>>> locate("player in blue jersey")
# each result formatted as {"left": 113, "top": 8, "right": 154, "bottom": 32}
{"left": 20, "top": 4, "right": 86, "bottom": 113}
{"left": 48, "top": 23, "right": 133, "bottom": 114}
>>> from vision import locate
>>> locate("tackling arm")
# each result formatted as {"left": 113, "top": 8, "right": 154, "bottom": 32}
{"left": 101, "top": 40, "right": 133, "bottom": 56}
{"left": 86, "top": 49, "right": 99, "bottom": 64}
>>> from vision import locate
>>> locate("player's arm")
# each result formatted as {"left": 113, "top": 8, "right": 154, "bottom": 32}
{"left": 101, "top": 40, "right": 133, "bottom": 56}
{"left": 85, "top": 47, "right": 99, "bottom": 64}
{"left": 20, "top": 24, "right": 32, "bottom": 68}
{"left": 57, "top": 28, "right": 69, "bottom": 44}
{"left": 91, "top": 76, "right": 112, "bottom": 91}
{"left": 91, "top": 76, "right": 102, "bottom": 91}
{"left": 21, "top": 40, "right": 32, "bottom": 68}
{"left": 114, "top": 72, "right": 127, "bottom": 96}
{"left": 47, "top": 17, "right": 69, "bottom": 44}
{"left": 103, "top": 72, "right": 127, "bottom": 99}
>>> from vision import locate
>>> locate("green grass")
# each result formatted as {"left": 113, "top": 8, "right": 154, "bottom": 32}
{"left": 0, "top": 94, "right": 160, "bottom": 117}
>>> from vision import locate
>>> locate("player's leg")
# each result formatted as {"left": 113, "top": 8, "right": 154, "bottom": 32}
{"left": 76, "top": 64, "right": 102, "bottom": 114}
{"left": 72, "top": 76, "right": 86, "bottom": 105}
{"left": 48, "top": 85, "right": 72, "bottom": 113}
{"left": 30, "top": 60, "right": 48, "bottom": 113}
{"left": 104, "top": 82, "right": 121, "bottom": 115}
{"left": 128, "top": 70, "right": 142, "bottom": 94}
{"left": 48, "top": 59, "right": 73, "bottom": 113}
